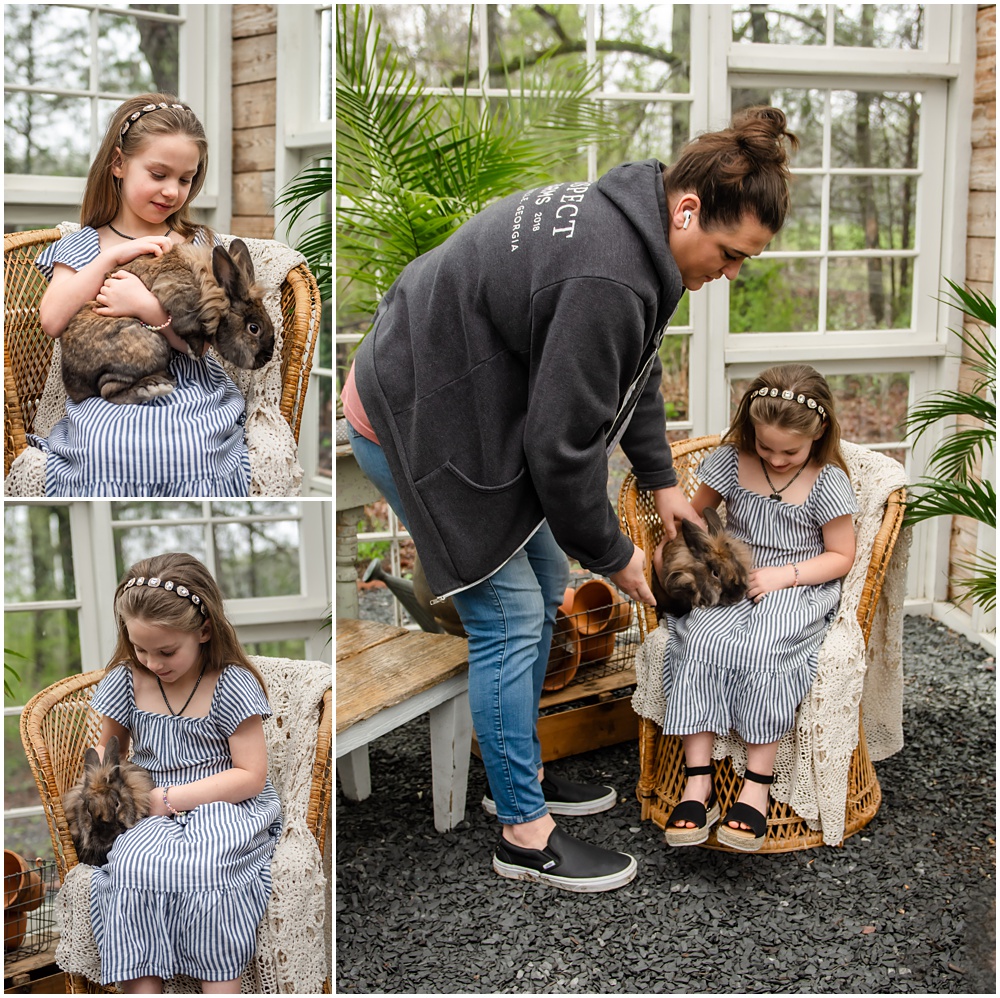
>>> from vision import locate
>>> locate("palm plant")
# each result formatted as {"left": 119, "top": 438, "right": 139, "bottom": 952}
{"left": 275, "top": 158, "right": 332, "bottom": 301}
{"left": 336, "top": 4, "right": 624, "bottom": 321}
{"left": 904, "top": 280, "right": 996, "bottom": 612}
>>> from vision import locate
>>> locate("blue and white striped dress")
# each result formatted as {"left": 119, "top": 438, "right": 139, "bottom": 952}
{"left": 32, "top": 227, "right": 251, "bottom": 497}
{"left": 661, "top": 444, "right": 859, "bottom": 745}
{"left": 87, "top": 664, "right": 282, "bottom": 985}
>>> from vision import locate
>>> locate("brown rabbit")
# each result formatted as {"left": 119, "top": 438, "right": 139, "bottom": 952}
{"left": 62, "top": 735, "right": 155, "bottom": 866}
{"left": 60, "top": 238, "right": 274, "bottom": 405}
{"left": 652, "top": 507, "right": 753, "bottom": 618}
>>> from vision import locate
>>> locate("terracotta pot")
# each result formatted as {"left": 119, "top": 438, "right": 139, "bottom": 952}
{"left": 3, "top": 850, "right": 27, "bottom": 910}
{"left": 4, "top": 910, "right": 27, "bottom": 952}
{"left": 570, "top": 579, "right": 632, "bottom": 664}
{"left": 16, "top": 862, "right": 45, "bottom": 914}
{"left": 543, "top": 608, "right": 581, "bottom": 691}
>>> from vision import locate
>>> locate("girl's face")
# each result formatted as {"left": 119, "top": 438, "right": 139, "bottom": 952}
{"left": 669, "top": 195, "right": 775, "bottom": 292}
{"left": 754, "top": 421, "right": 821, "bottom": 475}
{"left": 125, "top": 616, "right": 210, "bottom": 685}
{"left": 111, "top": 133, "right": 201, "bottom": 232}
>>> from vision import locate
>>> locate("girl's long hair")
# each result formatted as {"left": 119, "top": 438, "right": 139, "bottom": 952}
{"left": 724, "top": 363, "right": 849, "bottom": 476}
{"left": 81, "top": 93, "right": 209, "bottom": 240}
{"left": 108, "top": 552, "right": 268, "bottom": 696}
{"left": 663, "top": 105, "right": 799, "bottom": 234}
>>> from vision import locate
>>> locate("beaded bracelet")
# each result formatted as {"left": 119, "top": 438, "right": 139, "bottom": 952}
{"left": 163, "top": 786, "right": 186, "bottom": 816}
{"left": 791, "top": 563, "right": 800, "bottom": 587}
{"left": 139, "top": 313, "right": 172, "bottom": 332}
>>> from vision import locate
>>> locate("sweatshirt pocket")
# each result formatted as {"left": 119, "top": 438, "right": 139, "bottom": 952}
{"left": 441, "top": 461, "right": 526, "bottom": 494}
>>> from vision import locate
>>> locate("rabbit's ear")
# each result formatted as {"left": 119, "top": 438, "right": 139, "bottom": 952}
{"left": 703, "top": 507, "right": 724, "bottom": 536}
{"left": 680, "top": 518, "right": 709, "bottom": 557}
{"left": 104, "top": 736, "right": 121, "bottom": 768}
{"left": 83, "top": 747, "right": 102, "bottom": 774}
{"left": 212, "top": 245, "right": 248, "bottom": 301}
{"left": 226, "top": 238, "right": 256, "bottom": 284}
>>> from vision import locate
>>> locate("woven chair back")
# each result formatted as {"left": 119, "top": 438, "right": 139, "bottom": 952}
{"left": 617, "top": 434, "right": 906, "bottom": 852}
{"left": 3, "top": 229, "right": 321, "bottom": 476}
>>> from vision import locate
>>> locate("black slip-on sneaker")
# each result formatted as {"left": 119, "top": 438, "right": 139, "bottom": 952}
{"left": 493, "top": 826, "right": 637, "bottom": 893}
{"left": 482, "top": 772, "right": 617, "bottom": 817}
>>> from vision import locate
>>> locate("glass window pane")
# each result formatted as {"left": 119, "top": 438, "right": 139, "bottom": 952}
{"left": 826, "top": 372, "right": 910, "bottom": 444}
{"left": 732, "top": 88, "right": 824, "bottom": 168}
{"left": 210, "top": 502, "right": 300, "bottom": 518}
{"left": 597, "top": 4, "right": 691, "bottom": 94}
{"left": 827, "top": 256, "right": 912, "bottom": 329}
{"left": 244, "top": 639, "right": 308, "bottom": 659}
{"left": 318, "top": 374, "right": 334, "bottom": 480}
{"left": 486, "top": 4, "right": 586, "bottom": 88}
{"left": 4, "top": 506, "right": 76, "bottom": 603}
{"left": 658, "top": 333, "right": 689, "bottom": 422}
{"left": 112, "top": 502, "right": 203, "bottom": 521}
{"left": 4, "top": 92, "right": 90, "bottom": 176}
{"left": 114, "top": 526, "right": 208, "bottom": 579}
{"left": 731, "top": 258, "right": 821, "bottom": 333}
{"left": 4, "top": 609, "right": 82, "bottom": 706}
{"left": 213, "top": 522, "right": 302, "bottom": 598}
{"left": 772, "top": 173, "right": 822, "bottom": 252}
{"left": 372, "top": 3, "right": 479, "bottom": 86}
{"left": 320, "top": 7, "right": 332, "bottom": 120}
{"left": 830, "top": 175, "right": 917, "bottom": 250}
{"left": 599, "top": 100, "right": 690, "bottom": 175}
{"left": 98, "top": 12, "right": 177, "bottom": 94}
{"left": 731, "top": 4, "right": 827, "bottom": 45}
{"left": 4, "top": 4, "right": 90, "bottom": 89}
{"left": 830, "top": 90, "right": 921, "bottom": 170}
{"left": 834, "top": 5, "right": 925, "bottom": 49}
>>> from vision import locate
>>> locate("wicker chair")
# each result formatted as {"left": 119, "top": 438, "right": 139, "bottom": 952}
{"left": 618, "top": 435, "right": 906, "bottom": 853}
{"left": 19, "top": 658, "right": 332, "bottom": 993}
{"left": 3, "top": 228, "right": 321, "bottom": 476}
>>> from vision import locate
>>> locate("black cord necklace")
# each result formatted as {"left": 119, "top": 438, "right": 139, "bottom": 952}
{"left": 760, "top": 457, "right": 808, "bottom": 501}
{"left": 108, "top": 222, "right": 172, "bottom": 240}
{"left": 156, "top": 660, "right": 207, "bottom": 716}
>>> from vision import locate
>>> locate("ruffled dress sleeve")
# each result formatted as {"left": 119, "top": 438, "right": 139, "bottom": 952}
{"left": 695, "top": 443, "right": 739, "bottom": 498}
{"left": 35, "top": 227, "right": 101, "bottom": 281}
{"left": 88, "top": 665, "right": 134, "bottom": 729}
{"left": 808, "top": 465, "right": 860, "bottom": 525}
{"left": 213, "top": 665, "right": 274, "bottom": 738}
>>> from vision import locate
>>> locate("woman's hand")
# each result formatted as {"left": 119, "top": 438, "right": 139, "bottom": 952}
{"left": 609, "top": 543, "right": 655, "bottom": 607}
{"left": 746, "top": 564, "right": 796, "bottom": 603}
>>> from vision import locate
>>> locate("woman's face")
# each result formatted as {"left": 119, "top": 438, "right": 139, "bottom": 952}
{"left": 669, "top": 196, "right": 775, "bottom": 292}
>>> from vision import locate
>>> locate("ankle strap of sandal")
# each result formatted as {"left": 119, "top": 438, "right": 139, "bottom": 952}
{"left": 684, "top": 765, "right": 714, "bottom": 777}
{"left": 744, "top": 769, "right": 774, "bottom": 785}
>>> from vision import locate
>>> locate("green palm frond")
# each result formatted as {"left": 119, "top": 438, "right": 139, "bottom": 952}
{"left": 275, "top": 159, "right": 332, "bottom": 300}
{"left": 336, "top": 5, "right": 624, "bottom": 321}
{"left": 950, "top": 552, "right": 997, "bottom": 613}
{"left": 903, "top": 477, "right": 996, "bottom": 527}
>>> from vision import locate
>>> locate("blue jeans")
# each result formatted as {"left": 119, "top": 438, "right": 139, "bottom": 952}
{"left": 346, "top": 420, "right": 568, "bottom": 824}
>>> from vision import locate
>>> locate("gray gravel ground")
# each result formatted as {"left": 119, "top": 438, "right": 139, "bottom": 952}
{"left": 336, "top": 602, "right": 996, "bottom": 995}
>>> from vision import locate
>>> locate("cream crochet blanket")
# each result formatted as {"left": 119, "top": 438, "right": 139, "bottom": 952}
{"left": 4, "top": 224, "right": 311, "bottom": 498}
{"left": 631, "top": 441, "right": 911, "bottom": 845}
{"left": 55, "top": 657, "right": 331, "bottom": 994}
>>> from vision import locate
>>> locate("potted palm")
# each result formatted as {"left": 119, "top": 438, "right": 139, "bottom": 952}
{"left": 904, "top": 281, "right": 995, "bottom": 612}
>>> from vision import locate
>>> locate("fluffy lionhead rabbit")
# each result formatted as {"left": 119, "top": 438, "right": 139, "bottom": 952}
{"left": 60, "top": 237, "right": 275, "bottom": 405}
{"left": 652, "top": 507, "right": 753, "bottom": 618}
{"left": 62, "top": 734, "right": 154, "bottom": 865}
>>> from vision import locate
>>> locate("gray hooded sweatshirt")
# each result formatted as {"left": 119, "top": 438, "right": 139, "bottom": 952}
{"left": 354, "top": 158, "right": 685, "bottom": 598}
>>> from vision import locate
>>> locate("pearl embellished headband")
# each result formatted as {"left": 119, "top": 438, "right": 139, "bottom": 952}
{"left": 750, "top": 386, "right": 827, "bottom": 419}
{"left": 123, "top": 576, "right": 208, "bottom": 616}
{"left": 120, "top": 102, "right": 192, "bottom": 138}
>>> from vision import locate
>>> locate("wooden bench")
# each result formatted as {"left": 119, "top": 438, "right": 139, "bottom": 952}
{"left": 336, "top": 618, "right": 472, "bottom": 832}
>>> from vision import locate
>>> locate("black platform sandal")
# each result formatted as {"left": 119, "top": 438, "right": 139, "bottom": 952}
{"left": 664, "top": 765, "right": 720, "bottom": 847}
{"left": 715, "top": 769, "right": 773, "bottom": 852}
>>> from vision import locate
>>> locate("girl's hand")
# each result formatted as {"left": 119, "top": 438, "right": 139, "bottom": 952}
{"left": 93, "top": 270, "right": 161, "bottom": 320}
{"left": 747, "top": 564, "right": 796, "bottom": 603}
{"left": 109, "top": 235, "right": 174, "bottom": 267}
{"left": 148, "top": 787, "right": 170, "bottom": 817}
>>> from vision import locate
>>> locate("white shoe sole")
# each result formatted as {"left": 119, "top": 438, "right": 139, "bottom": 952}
{"left": 482, "top": 786, "right": 617, "bottom": 817}
{"left": 492, "top": 853, "right": 637, "bottom": 893}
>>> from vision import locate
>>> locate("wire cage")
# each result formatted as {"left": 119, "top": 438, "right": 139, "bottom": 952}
{"left": 542, "top": 574, "right": 641, "bottom": 692}
{"left": 3, "top": 854, "right": 59, "bottom": 961}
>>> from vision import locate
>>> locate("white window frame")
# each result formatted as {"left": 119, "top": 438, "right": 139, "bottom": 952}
{"left": 3, "top": 3, "right": 232, "bottom": 231}
{"left": 275, "top": 4, "right": 333, "bottom": 496}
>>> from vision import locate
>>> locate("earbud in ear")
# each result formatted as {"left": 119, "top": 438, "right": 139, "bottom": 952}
{"left": 682, "top": 210, "right": 692, "bottom": 230}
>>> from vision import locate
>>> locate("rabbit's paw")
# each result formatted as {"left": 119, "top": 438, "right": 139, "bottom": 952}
{"left": 101, "top": 374, "right": 176, "bottom": 405}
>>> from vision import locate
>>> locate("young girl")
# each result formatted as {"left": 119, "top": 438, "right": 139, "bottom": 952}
{"left": 86, "top": 552, "right": 281, "bottom": 993}
{"left": 656, "top": 364, "right": 857, "bottom": 852}
{"left": 32, "top": 93, "right": 251, "bottom": 497}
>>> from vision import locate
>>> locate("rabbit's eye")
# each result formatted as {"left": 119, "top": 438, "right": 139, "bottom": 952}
{"left": 247, "top": 322, "right": 261, "bottom": 337}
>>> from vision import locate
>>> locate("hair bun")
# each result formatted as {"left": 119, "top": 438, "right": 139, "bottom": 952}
{"left": 731, "top": 105, "right": 800, "bottom": 164}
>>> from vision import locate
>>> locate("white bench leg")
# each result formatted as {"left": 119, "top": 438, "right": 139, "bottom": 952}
{"left": 428, "top": 691, "right": 472, "bottom": 832}
{"left": 336, "top": 745, "right": 372, "bottom": 801}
